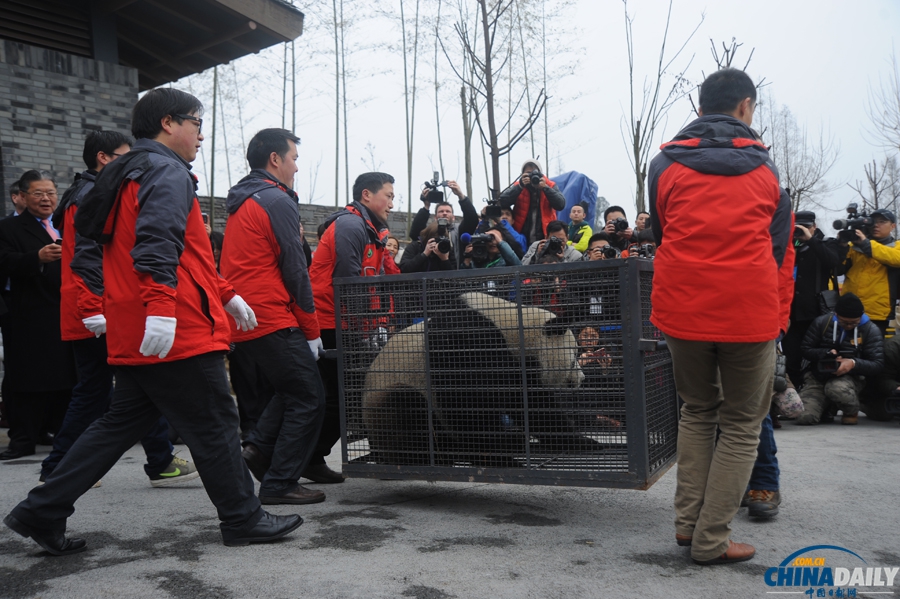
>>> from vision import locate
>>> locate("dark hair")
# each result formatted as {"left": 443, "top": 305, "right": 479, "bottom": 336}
{"left": 352, "top": 172, "right": 394, "bottom": 203}
{"left": 131, "top": 88, "right": 203, "bottom": 140}
{"left": 8, "top": 180, "right": 20, "bottom": 198}
{"left": 588, "top": 232, "right": 612, "bottom": 246}
{"left": 546, "top": 220, "right": 567, "bottom": 235}
{"left": 536, "top": 252, "right": 562, "bottom": 265}
{"left": 637, "top": 210, "right": 650, "bottom": 218}
{"left": 18, "top": 169, "right": 56, "bottom": 192}
{"left": 604, "top": 205, "right": 626, "bottom": 221}
{"left": 489, "top": 224, "right": 524, "bottom": 258}
{"left": 637, "top": 228, "right": 655, "bottom": 243}
{"left": 83, "top": 130, "right": 134, "bottom": 169}
{"left": 246, "top": 128, "right": 301, "bottom": 170}
{"left": 435, "top": 200, "right": 453, "bottom": 213}
{"left": 698, "top": 68, "right": 757, "bottom": 115}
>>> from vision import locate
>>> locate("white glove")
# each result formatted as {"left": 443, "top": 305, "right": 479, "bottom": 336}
{"left": 307, "top": 336, "right": 324, "bottom": 361}
{"left": 82, "top": 314, "right": 107, "bottom": 338}
{"left": 139, "top": 316, "right": 177, "bottom": 359}
{"left": 224, "top": 295, "right": 258, "bottom": 332}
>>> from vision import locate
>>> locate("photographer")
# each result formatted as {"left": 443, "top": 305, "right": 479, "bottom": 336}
{"left": 476, "top": 205, "right": 527, "bottom": 256}
{"left": 783, "top": 211, "right": 842, "bottom": 387}
{"left": 837, "top": 208, "right": 900, "bottom": 335}
{"left": 522, "top": 220, "right": 583, "bottom": 265}
{"left": 408, "top": 179, "right": 478, "bottom": 263}
{"left": 796, "top": 293, "right": 883, "bottom": 425}
{"left": 461, "top": 227, "right": 522, "bottom": 269}
{"left": 498, "top": 159, "right": 567, "bottom": 246}
{"left": 602, "top": 206, "right": 635, "bottom": 252}
{"left": 584, "top": 232, "right": 619, "bottom": 262}
{"left": 399, "top": 221, "right": 456, "bottom": 273}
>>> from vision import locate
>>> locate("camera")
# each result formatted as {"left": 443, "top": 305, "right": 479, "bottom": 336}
{"left": 833, "top": 203, "right": 873, "bottom": 242}
{"left": 423, "top": 171, "right": 449, "bottom": 203}
{"left": 202, "top": 212, "right": 209, "bottom": 224}
{"left": 541, "top": 236, "right": 565, "bottom": 258}
{"left": 635, "top": 243, "right": 655, "bottom": 258}
{"left": 611, "top": 217, "right": 629, "bottom": 233}
{"left": 484, "top": 198, "right": 503, "bottom": 221}
{"left": 522, "top": 170, "right": 543, "bottom": 188}
{"left": 468, "top": 233, "right": 495, "bottom": 262}
{"left": 601, "top": 245, "right": 619, "bottom": 259}
{"left": 435, "top": 218, "right": 451, "bottom": 254}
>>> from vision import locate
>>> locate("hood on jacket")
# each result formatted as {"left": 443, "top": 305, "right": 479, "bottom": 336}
{"left": 323, "top": 201, "right": 387, "bottom": 245}
{"left": 521, "top": 158, "right": 543, "bottom": 174}
{"left": 226, "top": 168, "right": 296, "bottom": 214}
{"left": 660, "top": 114, "right": 770, "bottom": 177}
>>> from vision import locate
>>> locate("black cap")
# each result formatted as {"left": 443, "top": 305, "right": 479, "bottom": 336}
{"left": 835, "top": 293, "right": 865, "bottom": 318}
{"left": 794, "top": 211, "right": 816, "bottom": 226}
{"left": 871, "top": 208, "right": 896, "bottom": 224}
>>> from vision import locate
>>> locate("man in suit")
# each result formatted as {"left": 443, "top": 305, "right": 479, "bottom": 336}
{"left": 0, "top": 170, "right": 75, "bottom": 460}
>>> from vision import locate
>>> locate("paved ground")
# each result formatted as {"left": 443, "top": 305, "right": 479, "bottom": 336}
{"left": 0, "top": 417, "right": 898, "bottom": 599}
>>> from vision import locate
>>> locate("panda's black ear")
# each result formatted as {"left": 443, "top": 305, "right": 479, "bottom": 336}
{"left": 543, "top": 316, "right": 569, "bottom": 337}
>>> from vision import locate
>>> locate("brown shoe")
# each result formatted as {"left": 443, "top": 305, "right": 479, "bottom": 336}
{"left": 693, "top": 540, "right": 756, "bottom": 565}
{"left": 676, "top": 534, "right": 692, "bottom": 547}
{"left": 241, "top": 444, "right": 270, "bottom": 483}
{"left": 841, "top": 412, "right": 859, "bottom": 425}
{"left": 302, "top": 463, "right": 345, "bottom": 484}
{"left": 259, "top": 485, "right": 326, "bottom": 505}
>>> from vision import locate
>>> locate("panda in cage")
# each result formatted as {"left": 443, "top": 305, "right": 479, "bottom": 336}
{"left": 362, "top": 291, "right": 605, "bottom": 467}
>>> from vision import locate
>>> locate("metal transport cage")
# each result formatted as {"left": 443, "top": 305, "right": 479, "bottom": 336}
{"left": 334, "top": 258, "right": 677, "bottom": 489}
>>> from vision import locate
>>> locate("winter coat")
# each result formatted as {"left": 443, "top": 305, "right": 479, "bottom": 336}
{"left": 801, "top": 312, "right": 884, "bottom": 382}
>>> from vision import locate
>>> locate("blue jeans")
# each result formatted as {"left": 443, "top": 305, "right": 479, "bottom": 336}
{"left": 747, "top": 413, "right": 779, "bottom": 491}
{"left": 41, "top": 335, "right": 173, "bottom": 478}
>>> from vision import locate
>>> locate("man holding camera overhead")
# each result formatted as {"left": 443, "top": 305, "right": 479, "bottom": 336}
{"left": 407, "top": 178, "right": 478, "bottom": 261}
{"left": 498, "top": 159, "right": 567, "bottom": 247}
{"left": 796, "top": 293, "right": 883, "bottom": 425}
{"left": 837, "top": 207, "right": 900, "bottom": 336}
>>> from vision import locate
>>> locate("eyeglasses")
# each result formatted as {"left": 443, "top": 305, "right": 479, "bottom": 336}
{"left": 107, "top": 152, "right": 126, "bottom": 158}
{"left": 173, "top": 114, "right": 203, "bottom": 133}
{"left": 27, "top": 191, "right": 58, "bottom": 199}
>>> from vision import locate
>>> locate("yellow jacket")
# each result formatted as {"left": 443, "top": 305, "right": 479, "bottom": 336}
{"left": 841, "top": 238, "right": 900, "bottom": 320}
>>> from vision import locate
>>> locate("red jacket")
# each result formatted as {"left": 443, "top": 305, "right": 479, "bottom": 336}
{"left": 648, "top": 115, "right": 792, "bottom": 343}
{"left": 221, "top": 169, "right": 319, "bottom": 343}
{"left": 57, "top": 171, "right": 103, "bottom": 341}
{"left": 509, "top": 180, "right": 560, "bottom": 238}
{"left": 94, "top": 139, "right": 235, "bottom": 365}
{"left": 309, "top": 202, "right": 388, "bottom": 330}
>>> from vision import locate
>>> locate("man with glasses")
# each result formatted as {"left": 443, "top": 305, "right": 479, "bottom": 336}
{"left": 0, "top": 170, "right": 74, "bottom": 460}
{"left": 5, "top": 88, "right": 303, "bottom": 556}
{"left": 838, "top": 208, "right": 900, "bottom": 335}
{"left": 795, "top": 293, "right": 884, "bottom": 425}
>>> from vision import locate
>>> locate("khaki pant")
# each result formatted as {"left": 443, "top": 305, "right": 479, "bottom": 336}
{"left": 666, "top": 335, "right": 775, "bottom": 561}
{"left": 799, "top": 372, "right": 864, "bottom": 422}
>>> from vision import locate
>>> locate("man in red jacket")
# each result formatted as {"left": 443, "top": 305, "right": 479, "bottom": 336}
{"left": 648, "top": 69, "right": 792, "bottom": 566}
{"left": 220, "top": 128, "right": 326, "bottom": 505}
{"left": 4, "top": 89, "right": 303, "bottom": 556}
{"left": 308, "top": 171, "right": 394, "bottom": 483}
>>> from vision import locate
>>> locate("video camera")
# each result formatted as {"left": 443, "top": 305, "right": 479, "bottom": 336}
{"left": 833, "top": 203, "right": 873, "bottom": 242}
{"left": 423, "top": 171, "right": 449, "bottom": 203}
{"left": 484, "top": 198, "right": 503, "bottom": 221}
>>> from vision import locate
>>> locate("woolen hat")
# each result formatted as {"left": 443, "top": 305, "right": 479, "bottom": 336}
{"left": 835, "top": 293, "right": 865, "bottom": 318}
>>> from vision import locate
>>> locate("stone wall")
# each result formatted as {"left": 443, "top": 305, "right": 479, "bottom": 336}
{"left": 0, "top": 41, "right": 138, "bottom": 216}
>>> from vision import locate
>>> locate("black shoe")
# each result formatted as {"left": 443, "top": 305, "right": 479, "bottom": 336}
{"left": 0, "top": 447, "right": 35, "bottom": 461}
{"left": 38, "top": 433, "right": 54, "bottom": 446}
{"left": 260, "top": 485, "right": 325, "bottom": 505}
{"left": 4, "top": 515, "right": 86, "bottom": 556}
{"left": 746, "top": 490, "right": 781, "bottom": 518}
{"left": 241, "top": 443, "right": 270, "bottom": 483}
{"left": 221, "top": 512, "right": 303, "bottom": 547}
{"left": 302, "top": 463, "right": 345, "bottom": 484}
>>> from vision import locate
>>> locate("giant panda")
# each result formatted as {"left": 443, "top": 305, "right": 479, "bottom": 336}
{"left": 362, "top": 291, "right": 601, "bottom": 467}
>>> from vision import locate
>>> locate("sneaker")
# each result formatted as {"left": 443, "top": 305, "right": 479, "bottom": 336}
{"left": 149, "top": 455, "right": 200, "bottom": 488}
{"left": 746, "top": 489, "right": 781, "bottom": 518}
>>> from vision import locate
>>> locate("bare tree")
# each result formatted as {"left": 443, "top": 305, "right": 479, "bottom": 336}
{"left": 756, "top": 93, "right": 841, "bottom": 212}
{"left": 620, "top": 0, "right": 703, "bottom": 214}
{"left": 397, "top": 0, "right": 422, "bottom": 230}
{"left": 848, "top": 156, "right": 900, "bottom": 213}
{"left": 866, "top": 51, "right": 900, "bottom": 153}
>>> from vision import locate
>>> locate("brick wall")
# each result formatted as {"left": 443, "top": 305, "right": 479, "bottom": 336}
{"left": 0, "top": 40, "right": 138, "bottom": 216}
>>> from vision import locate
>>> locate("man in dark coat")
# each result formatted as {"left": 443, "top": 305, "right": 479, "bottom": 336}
{"left": 0, "top": 170, "right": 75, "bottom": 460}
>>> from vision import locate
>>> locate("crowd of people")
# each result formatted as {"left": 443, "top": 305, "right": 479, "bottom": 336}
{"left": 0, "top": 68, "right": 896, "bottom": 565}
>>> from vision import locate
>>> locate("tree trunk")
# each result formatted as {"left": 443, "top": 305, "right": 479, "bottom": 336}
{"left": 478, "top": 0, "right": 501, "bottom": 200}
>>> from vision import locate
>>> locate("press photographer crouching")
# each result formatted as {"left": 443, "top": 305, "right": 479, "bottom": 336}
{"left": 796, "top": 293, "right": 884, "bottom": 426}
{"left": 584, "top": 232, "right": 620, "bottom": 261}
{"left": 522, "top": 220, "right": 583, "bottom": 265}
{"left": 836, "top": 204, "right": 900, "bottom": 335}
{"left": 461, "top": 227, "right": 522, "bottom": 269}
{"left": 602, "top": 205, "right": 636, "bottom": 253}
{"left": 400, "top": 220, "right": 457, "bottom": 273}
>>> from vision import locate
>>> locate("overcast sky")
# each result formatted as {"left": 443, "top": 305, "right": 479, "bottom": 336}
{"left": 181, "top": 0, "right": 900, "bottom": 231}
